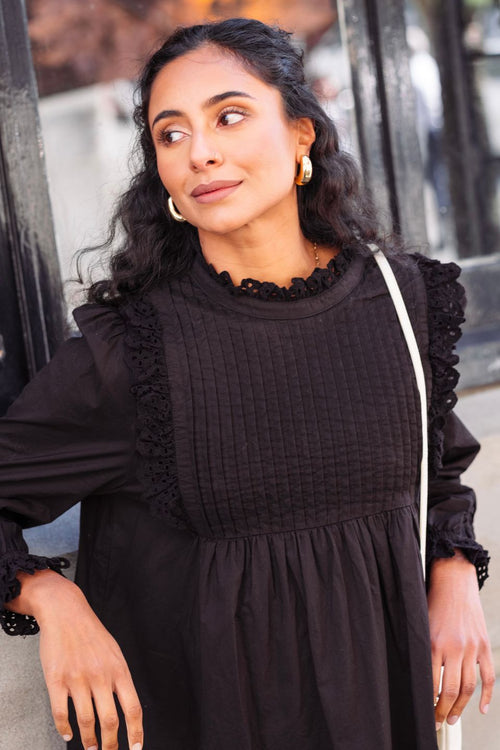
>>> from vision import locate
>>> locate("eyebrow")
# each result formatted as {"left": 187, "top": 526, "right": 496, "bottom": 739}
{"left": 151, "top": 90, "right": 255, "bottom": 128}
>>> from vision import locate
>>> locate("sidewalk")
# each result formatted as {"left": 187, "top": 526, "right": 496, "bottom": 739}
{"left": 0, "top": 387, "right": 498, "bottom": 749}
{"left": 455, "top": 386, "right": 500, "bottom": 748}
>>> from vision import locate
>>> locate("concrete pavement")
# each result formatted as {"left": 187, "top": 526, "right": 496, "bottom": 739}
{"left": 455, "top": 386, "right": 500, "bottom": 748}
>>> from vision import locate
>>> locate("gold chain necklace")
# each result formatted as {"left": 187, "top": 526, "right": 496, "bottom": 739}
{"left": 313, "top": 242, "right": 320, "bottom": 267}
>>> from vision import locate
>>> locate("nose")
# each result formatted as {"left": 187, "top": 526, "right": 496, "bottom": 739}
{"left": 189, "top": 130, "right": 223, "bottom": 172}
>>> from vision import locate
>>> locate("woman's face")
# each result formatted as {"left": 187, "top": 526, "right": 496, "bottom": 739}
{"left": 148, "top": 45, "right": 314, "bottom": 238}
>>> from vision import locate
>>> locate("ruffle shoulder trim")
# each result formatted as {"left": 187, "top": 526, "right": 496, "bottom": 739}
{"left": 206, "top": 247, "right": 353, "bottom": 301}
{"left": 120, "top": 300, "right": 192, "bottom": 531}
{"left": 412, "top": 254, "right": 466, "bottom": 475}
{"left": 1, "top": 553, "right": 70, "bottom": 636}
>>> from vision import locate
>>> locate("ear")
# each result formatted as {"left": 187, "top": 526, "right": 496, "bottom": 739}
{"left": 295, "top": 117, "right": 316, "bottom": 157}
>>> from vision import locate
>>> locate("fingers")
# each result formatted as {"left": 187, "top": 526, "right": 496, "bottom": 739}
{"left": 47, "top": 683, "right": 73, "bottom": 744}
{"left": 71, "top": 687, "right": 99, "bottom": 750}
{"left": 92, "top": 668, "right": 143, "bottom": 750}
{"left": 434, "top": 655, "right": 461, "bottom": 730}
{"left": 434, "top": 649, "right": 495, "bottom": 729}
{"left": 91, "top": 683, "right": 119, "bottom": 750}
{"left": 431, "top": 658, "right": 442, "bottom": 710}
{"left": 115, "top": 673, "right": 144, "bottom": 750}
{"left": 478, "top": 645, "right": 496, "bottom": 715}
{"left": 444, "top": 657, "right": 477, "bottom": 726}
{"left": 76, "top": 676, "right": 143, "bottom": 750}
{"left": 48, "top": 677, "right": 143, "bottom": 750}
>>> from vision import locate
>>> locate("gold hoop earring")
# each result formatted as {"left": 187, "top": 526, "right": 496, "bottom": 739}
{"left": 295, "top": 155, "right": 313, "bottom": 186}
{"left": 168, "top": 196, "right": 186, "bottom": 222}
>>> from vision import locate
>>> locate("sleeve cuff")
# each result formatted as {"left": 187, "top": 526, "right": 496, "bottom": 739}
{"left": 1, "top": 552, "right": 70, "bottom": 636}
{"left": 426, "top": 524, "right": 490, "bottom": 589}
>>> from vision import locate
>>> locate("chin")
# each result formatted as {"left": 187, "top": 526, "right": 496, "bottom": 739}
{"left": 195, "top": 215, "right": 251, "bottom": 236}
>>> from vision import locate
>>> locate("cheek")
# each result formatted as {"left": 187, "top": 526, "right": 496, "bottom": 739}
{"left": 154, "top": 153, "right": 167, "bottom": 186}
{"left": 253, "top": 123, "right": 298, "bottom": 176}
{"left": 250, "top": 142, "right": 296, "bottom": 191}
{"left": 155, "top": 153, "right": 181, "bottom": 193}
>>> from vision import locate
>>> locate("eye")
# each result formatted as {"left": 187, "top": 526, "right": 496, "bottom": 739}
{"left": 218, "top": 108, "right": 247, "bottom": 127}
{"left": 156, "top": 128, "right": 185, "bottom": 145}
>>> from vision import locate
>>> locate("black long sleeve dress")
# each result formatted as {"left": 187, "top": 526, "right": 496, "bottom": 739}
{"left": 0, "top": 245, "right": 489, "bottom": 750}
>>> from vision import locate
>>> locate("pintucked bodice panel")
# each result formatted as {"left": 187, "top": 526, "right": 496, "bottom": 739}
{"left": 147, "top": 253, "right": 430, "bottom": 540}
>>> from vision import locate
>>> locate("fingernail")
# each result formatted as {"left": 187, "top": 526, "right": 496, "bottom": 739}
{"left": 87, "top": 746, "right": 98, "bottom": 750}
{"left": 132, "top": 745, "right": 142, "bottom": 750}
{"left": 62, "top": 737, "right": 72, "bottom": 742}
{"left": 435, "top": 722, "right": 442, "bottom": 732}
{"left": 482, "top": 704, "right": 489, "bottom": 714}
{"left": 447, "top": 715, "right": 459, "bottom": 725}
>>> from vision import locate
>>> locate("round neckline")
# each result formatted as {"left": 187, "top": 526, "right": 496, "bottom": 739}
{"left": 205, "top": 251, "right": 352, "bottom": 302}
{"left": 189, "top": 246, "right": 367, "bottom": 320}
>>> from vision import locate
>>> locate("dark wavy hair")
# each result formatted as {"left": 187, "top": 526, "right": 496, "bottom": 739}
{"left": 81, "top": 17, "right": 382, "bottom": 304}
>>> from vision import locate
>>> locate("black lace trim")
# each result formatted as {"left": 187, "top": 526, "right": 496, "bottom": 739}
{"left": 0, "top": 552, "right": 70, "bottom": 636}
{"left": 414, "top": 255, "right": 465, "bottom": 475}
{"left": 427, "top": 524, "right": 490, "bottom": 589}
{"left": 206, "top": 247, "right": 352, "bottom": 301}
{"left": 414, "top": 257, "right": 490, "bottom": 585}
{"left": 121, "top": 300, "right": 192, "bottom": 531}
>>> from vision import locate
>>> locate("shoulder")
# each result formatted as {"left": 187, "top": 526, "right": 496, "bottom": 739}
{"left": 67, "top": 302, "right": 130, "bottom": 393}
{"left": 403, "top": 253, "right": 467, "bottom": 346}
{"left": 407, "top": 252, "right": 465, "bottom": 305}
{"left": 370, "top": 248, "right": 466, "bottom": 317}
{"left": 377, "top": 248, "right": 467, "bottom": 366}
{"left": 9, "top": 302, "right": 134, "bottom": 417}
{"left": 73, "top": 302, "right": 126, "bottom": 344}
{"left": 387, "top": 251, "right": 465, "bottom": 306}
{"left": 74, "top": 296, "right": 170, "bottom": 401}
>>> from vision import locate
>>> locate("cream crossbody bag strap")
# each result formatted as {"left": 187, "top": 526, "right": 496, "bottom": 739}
{"left": 370, "top": 245, "right": 462, "bottom": 750}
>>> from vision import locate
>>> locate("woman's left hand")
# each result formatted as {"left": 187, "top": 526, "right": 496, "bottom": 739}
{"left": 427, "top": 550, "right": 495, "bottom": 731}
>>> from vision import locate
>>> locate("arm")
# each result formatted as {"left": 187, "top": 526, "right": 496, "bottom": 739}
{"left": 0, "top": 321, "right": 131, "bottom": 631}
{"left": 410, "top": 253, "right": 494, "bottom": 729}
{"left": 426, "top": 412, "right": 494, "bottom": 731}
{"left": 0, "top": 308, "right": 143, "bottom": 750}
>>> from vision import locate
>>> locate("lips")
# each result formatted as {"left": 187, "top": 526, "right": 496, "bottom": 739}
{"left": 191, "top": 180, "right": 241, "bottom": 197}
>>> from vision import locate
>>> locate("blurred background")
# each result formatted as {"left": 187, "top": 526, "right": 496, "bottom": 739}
{"left": 26, "top": 0, "right": 500, "bottom": 306}
{"left": 0, "top": 1, "right": 499, "bottom": 748}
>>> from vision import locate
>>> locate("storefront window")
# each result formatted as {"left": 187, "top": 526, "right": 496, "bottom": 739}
{"left": 406, "top": 0, "right": 500, "bottom": 260}
{"left": 26, "top": 0, "right": 500, "bottom": 302}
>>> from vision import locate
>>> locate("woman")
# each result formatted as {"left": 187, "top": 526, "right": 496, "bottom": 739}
{"left": 0, "top": 18, "right": 493, "bottom": 750}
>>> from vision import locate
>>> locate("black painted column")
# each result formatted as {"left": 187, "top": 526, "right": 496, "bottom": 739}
{"left": 0, "top": 0, "right": 64, "bottom": 414}
{"left": 339, "top": 0, "right": 428, "bottom": 246}
{"left": 430, "top": 0, "right": 499, "bottom": 259}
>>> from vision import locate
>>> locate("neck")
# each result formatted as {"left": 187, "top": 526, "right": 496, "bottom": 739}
{"left": 198, "top": 216, "right": 324, "bottom": 287}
